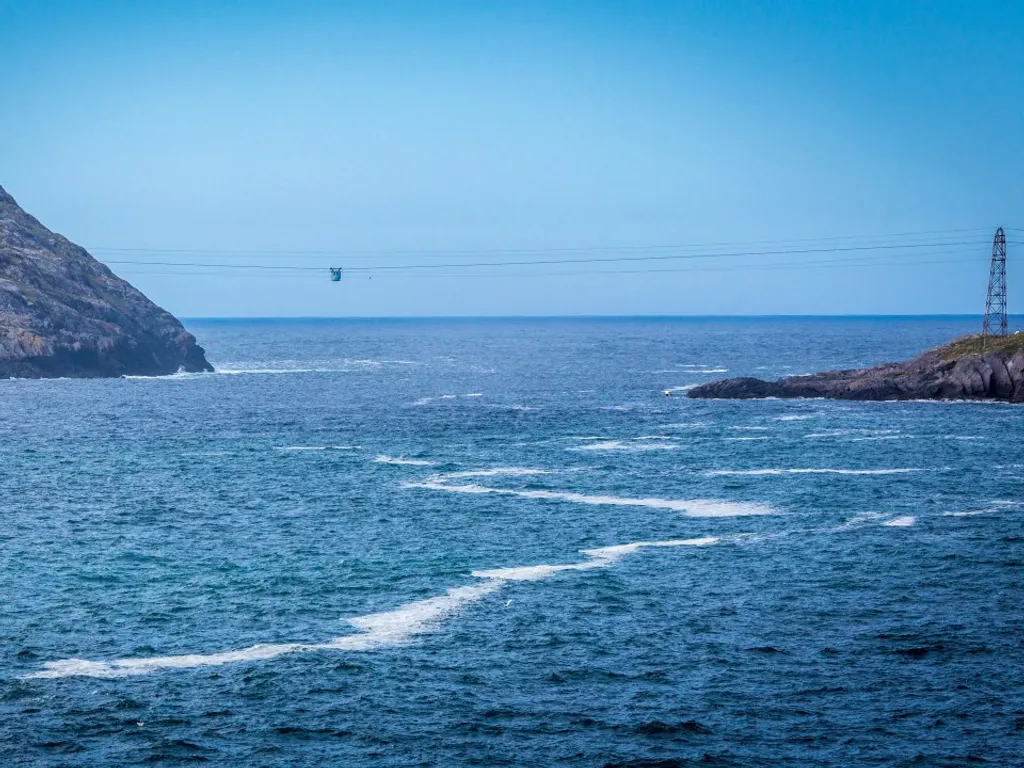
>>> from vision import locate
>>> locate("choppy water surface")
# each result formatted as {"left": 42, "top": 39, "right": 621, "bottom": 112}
{"left": 1, "top": 317, "right": 1022, "bottom": 767}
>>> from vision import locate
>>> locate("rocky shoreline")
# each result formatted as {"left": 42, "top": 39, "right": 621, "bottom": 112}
{"left": 688, "top": 334, "right": 1024, "bottom": 403}
{"left": 0, "top": 185, "right": 212, "bottom": 378}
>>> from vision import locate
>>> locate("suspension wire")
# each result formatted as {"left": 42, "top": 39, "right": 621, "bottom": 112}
{"left": 99, "top": 238, "right": 992, "bottom": 274}
{"left": 86, "top": 226, "right": 997, "bottom": 258}
{"left": 113, "top": 251, "right": 984, "bottom": 280}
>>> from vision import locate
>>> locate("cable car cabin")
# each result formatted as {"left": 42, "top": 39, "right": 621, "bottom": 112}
{"left": 330, "top": 268, "right": 343, "bottom": 282}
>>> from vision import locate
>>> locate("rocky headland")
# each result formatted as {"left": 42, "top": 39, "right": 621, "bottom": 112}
{"left": 0, "top": 185, "right": 212, "bottom": 378}
{"left": 688, "top": 334, "right": 1024, "bottom": 403}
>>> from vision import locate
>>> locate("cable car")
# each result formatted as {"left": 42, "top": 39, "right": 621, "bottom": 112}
{"left": 330, "top": 268, "right": 343, "bottom": 282}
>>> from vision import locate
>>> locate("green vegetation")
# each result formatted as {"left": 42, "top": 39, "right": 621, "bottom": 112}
{"left": 935, "top": 332, "right": 1024, "bottom": 360}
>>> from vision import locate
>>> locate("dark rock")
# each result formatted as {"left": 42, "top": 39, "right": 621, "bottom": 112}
{"left": 0, "top": 184, "right": 212, "bottom": 378}
{"left": 689, "top": 334, "right": 1024, "bottom": 402}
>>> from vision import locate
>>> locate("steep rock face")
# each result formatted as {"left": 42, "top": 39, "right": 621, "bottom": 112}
{"left": 0, "top": 185, "right": 212, "bottom": 378}
{"left": 688, "top": 337, "right": 1024, "bottom": 403}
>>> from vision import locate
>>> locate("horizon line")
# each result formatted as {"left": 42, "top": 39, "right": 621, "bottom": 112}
{"left": 181, "top": 313, "right": 1023, "bottom": 321}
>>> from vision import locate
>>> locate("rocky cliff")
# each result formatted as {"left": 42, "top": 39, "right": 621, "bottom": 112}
{"left": 0, "top": 185, "right": 212, "bottom": 378}
{"left": 688, "top": 334, "right": 1024, "bottom": 403}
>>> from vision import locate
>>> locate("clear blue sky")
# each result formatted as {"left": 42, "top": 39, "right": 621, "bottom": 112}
{"left": 1, "top": 1, "right": 1022, "bottom": 317}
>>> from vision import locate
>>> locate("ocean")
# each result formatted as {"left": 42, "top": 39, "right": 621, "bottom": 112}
{"left": 1, "top": 316, "right": 1021, "bottom": 767}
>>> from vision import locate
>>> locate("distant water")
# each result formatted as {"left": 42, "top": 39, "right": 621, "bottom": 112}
{"left": 2, "top": 317, "right": 1022, "bottom": 767}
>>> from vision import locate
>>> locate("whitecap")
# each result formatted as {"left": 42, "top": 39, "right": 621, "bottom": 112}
{"left": 405, "top": 472, "right": 775, "bottom": 517}
{"left": 944, "top": 500, "right": 1023, "bottom": 516}
{"left": 411, "top": 393, "right": 483, "bottom": 406}
{"left": 373, "top": 455, "right": 437, "bottom": 467}
{"left": 438, "top": 467, "right": 557, "bottom": 480}
{"left": 25, "top": 537, "right": 721, "bottom": 679}
{"left": 215, "top": 367, "right": 330, "bottom": 376}
{"left": 705, "top": 468, "right": 921, "bottom": 476}
{"left": 569, "top": 440, "right": 679, "bottom": 452}
{"left": 774, "top": 415, "right": 815, "bottom": 422}
{"left": 883, "top": 516, "right": 916, "bottom": 527}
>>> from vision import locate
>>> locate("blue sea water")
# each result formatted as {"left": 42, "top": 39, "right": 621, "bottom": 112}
{"left": 1, "top": 316, "right": 1022, "bottom": 767}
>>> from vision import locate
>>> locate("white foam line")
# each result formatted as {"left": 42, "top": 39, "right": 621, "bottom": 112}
{"left": 440, "top": 467, "right": 557, "bottom": 480}
{"left": 944, "top": 500, "right": 1023, "bottom": 517}
{"left": 24, "top": 538, "right": 719, "bottom": 680}
{"left": 569, "top": 440, "right": 680, "bottom": 452}
{"left": 883, "top": 516, "right": 916, "bottom": 527}
{"left": 216, "top": 368, "right": 333, "bottom": 375}
{"left": 406, "top": 471, "right": 775, "bottom": 517}
{"left": 411, "top": 393, "right": 483, "bottom": 406}
{"left": 373, "top": 455, "right": 437, "bottom": 467}
{"left": 705, "top": 468, "right": 922, "bottom": 477}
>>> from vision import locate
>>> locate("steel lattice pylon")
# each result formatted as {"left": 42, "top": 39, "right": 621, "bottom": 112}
{"left": 983, "top": 227, "right": 1007, "bottom": 340}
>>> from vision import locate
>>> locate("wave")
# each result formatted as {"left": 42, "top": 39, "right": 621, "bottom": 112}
{"left": 405, "top": 469, "right": 775, "bottom": 517}
{"left": 439, "top": 467, "right": 558, "bottom": 480}
{"left": 774, "top": 415, "right": 816, "bottom": 422}
{"left": 805, "top": 429, "right": 902, "bottom": 439}
{"left": 705, "top": 468, "right": 922, "bottom": 476}
{"left": 883, "top": 516, "right": 916, "bottom": 527}
{"left": 411, "top": 393, "right": 484, "bottom": 406}
{"left": 722, "top": 437, "right": 770, "bottom": 442}
{"left": 276, "top": 445, "right": 360, "bottom": 452}
{"left": 569, "top": 440, "right": 680, "bottom": 452}
{"left": 832, "top": 512, "right": 887, "bottom": 531}
{"left": 472, "top": 537, "right": 719, "bottom": 582}
{"left": 944, "top": 500, "right": 1023, "bottom": 517}
{"left": 373, "top": 455, "right": 437, "bottom": 467}
{"left": 24, "top": 537, "right": 720, "bottom": 680}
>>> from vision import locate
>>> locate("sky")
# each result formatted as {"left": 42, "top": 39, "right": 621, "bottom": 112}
{"left": 1, "top": 0, "right": 1022, "bottom": 317}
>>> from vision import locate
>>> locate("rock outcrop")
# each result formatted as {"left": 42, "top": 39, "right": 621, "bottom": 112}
{"left": 688, "top": 335, "right": 1024, "bottom": 403}
{"left": 0, "top": 185, "right": 212, "bottom": 378}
